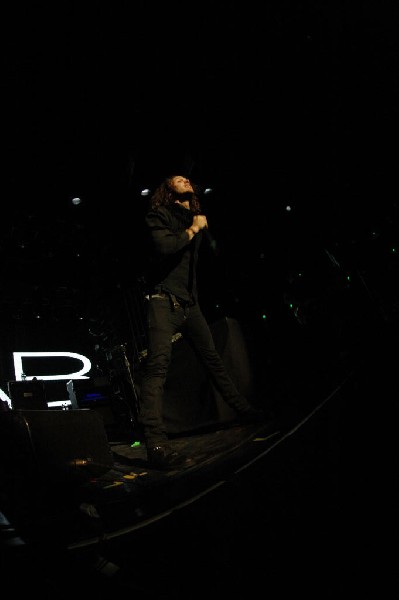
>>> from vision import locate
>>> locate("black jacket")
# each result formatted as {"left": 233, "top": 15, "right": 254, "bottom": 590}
{"left": 144, "top": 204, "right": 203, "bottom": 303}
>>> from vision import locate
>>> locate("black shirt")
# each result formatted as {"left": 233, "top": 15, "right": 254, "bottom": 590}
{"left": 144, "top": 204, "right": 203, "bottom": 303}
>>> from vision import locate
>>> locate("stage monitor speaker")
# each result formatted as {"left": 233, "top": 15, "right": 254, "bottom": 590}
{"left": 8, "top": 380, "right": 48, "bottom": 410}
{"left": 0, "top": 409, "right": 114, "bottom": 484}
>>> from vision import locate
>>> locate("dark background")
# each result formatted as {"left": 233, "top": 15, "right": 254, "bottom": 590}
{"left": 2, "top": 2, "right": 399, "bottom": 386}
{"left": 1, "top": 4, "right": 398, "bottom": 594}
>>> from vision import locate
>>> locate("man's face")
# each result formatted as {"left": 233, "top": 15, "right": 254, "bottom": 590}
{"left": 172, "top": 176, "right": 194, "bottom": 194}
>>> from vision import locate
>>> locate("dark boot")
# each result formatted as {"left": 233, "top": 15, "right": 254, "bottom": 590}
{"left": 147, "top": 445, "right": 194, "bottom": 470}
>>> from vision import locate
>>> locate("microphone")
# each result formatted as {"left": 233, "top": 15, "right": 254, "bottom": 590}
{"left": 192, "top": 203, "right": 219, "bottom": 254}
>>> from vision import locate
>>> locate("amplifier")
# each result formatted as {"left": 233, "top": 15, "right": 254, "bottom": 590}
{"left": 0, "top": 408, "right": 114, "bottom": 483}
{"left": 7, "top": 379, "right": 48, "bottom": 410}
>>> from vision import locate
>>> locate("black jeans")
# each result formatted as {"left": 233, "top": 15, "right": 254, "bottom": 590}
{"left": 139, "top": 295, "right": 250, "bottom": 448}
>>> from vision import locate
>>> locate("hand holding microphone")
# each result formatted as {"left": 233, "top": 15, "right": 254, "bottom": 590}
{"left": 188, "top": 214, "right": 218, "bottom": 253}
{"left": 191, "top": 214, "right": 208, "bottom": 233}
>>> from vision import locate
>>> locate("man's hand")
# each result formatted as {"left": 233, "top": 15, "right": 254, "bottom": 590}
{"left": 191, "top": 214, "right": 208, "bottom": 233}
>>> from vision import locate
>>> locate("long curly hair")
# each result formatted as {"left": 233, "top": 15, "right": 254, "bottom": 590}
{"left": 149, "top": 175, "right": 202, "bottom": 214}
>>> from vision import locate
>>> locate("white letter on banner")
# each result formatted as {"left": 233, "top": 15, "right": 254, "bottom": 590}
{"left": 13, "top": 352, "right": 92, "bottom": 381}
{"left": 0, "top": 388, "right": 12, "bottom": 407}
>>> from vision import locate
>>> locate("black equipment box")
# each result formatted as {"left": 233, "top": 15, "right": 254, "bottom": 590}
{"left": 7, "top": 380, "right": 48, "bottom": 410}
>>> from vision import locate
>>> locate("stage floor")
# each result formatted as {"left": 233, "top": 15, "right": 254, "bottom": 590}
{"left": 1, "top": 356, "right": 395, "bottom": 598}
{"left": 2, "top": 415, "right": 282, "bottom": 550}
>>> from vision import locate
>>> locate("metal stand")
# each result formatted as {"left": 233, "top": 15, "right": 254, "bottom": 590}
{"left": 106, "top": 343, "right": 140, "bottom": 437}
